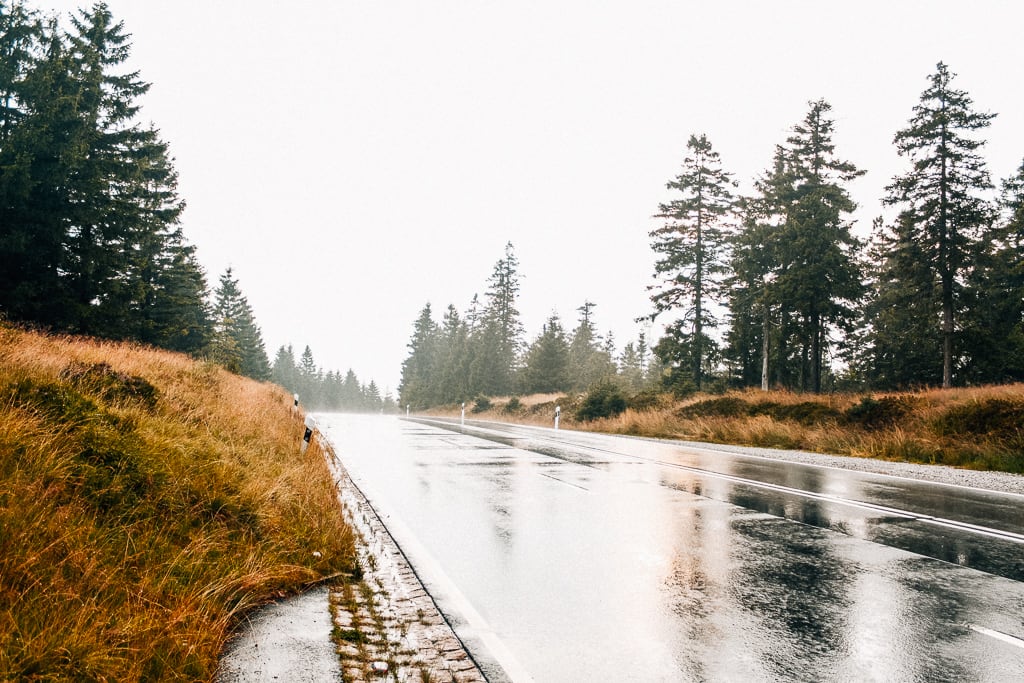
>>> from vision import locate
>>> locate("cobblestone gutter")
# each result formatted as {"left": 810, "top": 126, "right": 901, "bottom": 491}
{"left": 325, "top": 446, "right": 488, "bottom": 683}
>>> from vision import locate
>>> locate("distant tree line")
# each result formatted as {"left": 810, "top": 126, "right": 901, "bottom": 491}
{"left": 649, "top": 62, "right": 1023, "bottom": 394}
{"left": 399, "top": 242, "right": 663, "bottom": 409}
{"left": 270, "top": 344, "right": 397, "bottom": 413}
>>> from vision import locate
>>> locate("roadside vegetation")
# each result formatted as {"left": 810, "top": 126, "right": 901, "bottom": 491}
{"left": 0, "top": 324, "right": 356, "bottom": 681}
{"left": 424, "top": 385, "right": 1024, "bottom": 473}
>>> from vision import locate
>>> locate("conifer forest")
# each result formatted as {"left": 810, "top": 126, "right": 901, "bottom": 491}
{"left": 399, "top": 76, "right": 1024, "bottom": 408}
{"left": 1, "top": 3, "right": 1021, "bottom": 412}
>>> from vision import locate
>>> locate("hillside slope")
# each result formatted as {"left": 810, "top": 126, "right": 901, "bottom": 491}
{"left": 0, "top": 324, "right": 355, "bottom": 680}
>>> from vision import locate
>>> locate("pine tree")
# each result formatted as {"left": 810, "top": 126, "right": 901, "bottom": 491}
{"left": 436, "top": 304, "right": 470, "bottom": 403}
{"left": 141, "top": 231, "right": 210, "bottom": 353}
{"left": 961, "top": 159, "right": 1024, "bottom": 382}
{"left": 0, "top": 0, "right": 37, "bottom": 140}
{"left": 271, "top": 344, "right": 299, "bottom": 393}
{"left": 862, "top": 214, "right": 944, "bottom": 386}
{"left": 520, "top": 312, "right": 570, "bottom": 394}
{"left": 778, "top": 99, "right": 865, "bottom": 392}
{"left": 398, "top": 303, "right": 439, "bottom": 408}
{"left": 209, "top": 268, "right": 270, "bottom": 380}
{"left": 647, "top": 134, "right": 736, "bottom": 389}
{"left": 725, "top": 104, "right": 864, "bottom": 393}
{"left": 0, "top": 16, "right": 81, "bottom": 325}
{"left": 725, "top": 151, "right": 789, "bottom": 389}
{"left": 469, "top": 242, "right": 524, "bottom": 396}
{"left": 883, "top": 62, "right": 996, "bottom": 388}
{"left": 62, "top": 4, "right": 159, "bottom": 333}
{"left": 567, "top": 301, "right": 616, "bottom": 390}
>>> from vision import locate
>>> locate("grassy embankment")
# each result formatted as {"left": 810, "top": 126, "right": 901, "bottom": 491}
{"left": 0, "top": 324, "right": 356, "bottom": 681}
{"left": 429, "top": 385, "right": 1024, "bottom": 473}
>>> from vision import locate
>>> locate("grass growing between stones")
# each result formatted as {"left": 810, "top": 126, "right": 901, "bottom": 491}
{"left": 431, "top": 385, "right": 1024, "bottom": 473}
{"left": 0, "top": 324, "right": 356, "bottom": 680}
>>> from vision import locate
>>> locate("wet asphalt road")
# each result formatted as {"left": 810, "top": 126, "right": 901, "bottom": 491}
{"left": 316, "top": 414, "right": 1024, "bottom": 683}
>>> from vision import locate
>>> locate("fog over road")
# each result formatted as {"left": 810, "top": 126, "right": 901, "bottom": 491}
{"left": 316, "top": 414, "right": 1024, "bottom": 682}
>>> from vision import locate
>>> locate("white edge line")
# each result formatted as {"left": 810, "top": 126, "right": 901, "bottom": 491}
{"left": 968, "top": 624, "right": 1024, "bottom": 650}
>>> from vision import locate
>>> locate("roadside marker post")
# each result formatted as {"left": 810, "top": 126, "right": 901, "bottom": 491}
{"left": 461, "top": 402, "right": 466, "bottom": 426}
{"left": 301, "top": 414, "right": 317, "bottom": 454}
{"left": 292, "top": 393, "right": 299, "bottom": 415}
{"left": 555, "top": 405, "right": 561, "bottom": 430}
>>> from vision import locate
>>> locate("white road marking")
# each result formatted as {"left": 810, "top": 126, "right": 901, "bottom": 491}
{"left": 968, "top": 624, "right": 1024, "bottom": 650}
{"left": 536, "top": 471, "right": 591, "bottom": 492}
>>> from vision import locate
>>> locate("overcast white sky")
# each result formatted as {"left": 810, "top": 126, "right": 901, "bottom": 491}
{"left": 41, "top": 0, "right": 1024, "bottom": 393}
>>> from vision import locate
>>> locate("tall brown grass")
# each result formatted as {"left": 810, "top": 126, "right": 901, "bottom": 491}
{"left": 0, "top": 324, "right": 356, "bottom": 681}
{"left": 443, "top": 385, "right": 1024, "bottom": 473}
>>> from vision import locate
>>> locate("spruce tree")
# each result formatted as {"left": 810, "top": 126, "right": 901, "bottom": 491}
{"left": 862, "top": 215, "right": 944, "bottom": 386}
{"left": 63, "top": 4, "right": 158, "bottom": 333}
{"left": 0, "top": 16, "right": 81, "bottom": 325}
{"left": 647, "top": 134, "right": 736, "bottom": 389}
{"left": 725, "top": 151, "right": 788, "bottom": 389}
{"left": 398, "top": 303, "right": 439, "bottom": 408}
{"left": 271, "top": 344, "right": 299, "bottom": 393}
{"left": 961, "top": 159, "right": 1024, "bottom": 382}
{"left": 567, "top": 301, "right": 615, "bottom": 390}
{"left": 778, "top": 99, "right": 865, "bottom": 392}
{"left": 209, "top": 268, "right": 270, "bottom": 380}
{"left": 469, "top": 243, "right": 524, "bottom": 396}
{"left": 520, "top": 313, "right": 570, "bottom": 394}
{"left": 883, "top": 62, "right": 996, "bottom": 388}
{"left": 436, "top": 304, "right": 470, "bottom": 403}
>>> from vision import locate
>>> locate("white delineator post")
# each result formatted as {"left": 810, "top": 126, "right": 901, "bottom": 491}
{"left": 301, "top": 414, "right": 317, "bottom": 454}
{"left": 292, "top": 393, "right": 299, "bottom": 415}
{"left": 554, "top": 405, "right": 561, "bottom": 430}
{"left": 461, "top": 402, "right": 466, "bottom": 426}
{"left": 406, "top": 404, "right": 410, "bottom": 417}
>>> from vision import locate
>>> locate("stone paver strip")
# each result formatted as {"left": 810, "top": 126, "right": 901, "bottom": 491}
{"left": 325, "top": 445, "right": 488, "bottom": 683}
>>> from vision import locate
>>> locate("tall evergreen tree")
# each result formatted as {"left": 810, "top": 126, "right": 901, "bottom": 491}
{"left": 271, "top": 344, "right": 299, "bottom": 393}
{"left": 778, "top": 99, "right": 865, "bottom": 392}
{"left": 469, "top": 242, "right": 523, "bottom": 396}
{"left": 520, "top": 312, "right": 570, "bottom": 394}
{"left": 140, "top": 230, "right": 210, "bottom": 353}
{"left": 725, "top": 104, "right": 864, "bottom": 392}
{"left": 647, "top": 134, "right": 736, "bottom": 389}
{"left": 436, "top": 304, "right": 470, "bottom": 403}
{"left": 567, "top": 301, "right": 615, "bottom": 390}
{"left": 399, "top": 303, "right": 439, "bottom": 408}
{"left": 209, "top": 268, "right": 270, "bottom": 380}
{"left": 882, "top": 62, "right": 996, "bottom": 388}
{"left": 0, "top": 0, "right": 37, "bottom": 140}
{"left": 961, "top": 159, "right": 1024, "bottom": 382}
{"left": 62, "top": 3, "right": 160, "bottom": 333}
{"left": 0, "top": 15, "right": 82, "bottom": 325}
{"left": 861, "top": 214, "right": 944, "bottom": 386}
{"left": 725, "top": 150, "right": 788, "bottom": 389}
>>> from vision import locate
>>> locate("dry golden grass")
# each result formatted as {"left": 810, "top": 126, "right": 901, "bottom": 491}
{"left": 441, "top": 384, "right": 1024, "bottom": 473}
{"left": 0, "top": 324, "right": 356, "bottom": 681}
